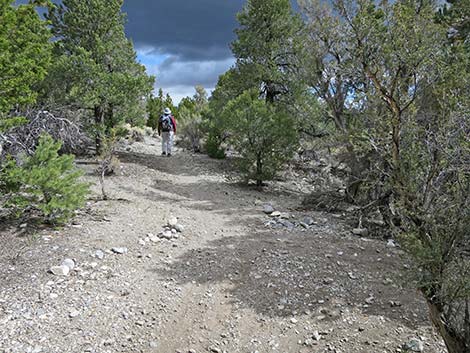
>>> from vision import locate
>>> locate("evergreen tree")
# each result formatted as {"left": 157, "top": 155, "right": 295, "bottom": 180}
{"left": 46, "top": 0, "right": 154, "bottom": 151}
{"left": 0, "top": 0, "right": 51, "bottom": 131}
{"left": 231, "top": 0, "right": 304, "bottom": 103}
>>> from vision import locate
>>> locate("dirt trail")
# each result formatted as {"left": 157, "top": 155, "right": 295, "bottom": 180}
{"left": 0, "top": 137, "right": 446, "bottom": 353}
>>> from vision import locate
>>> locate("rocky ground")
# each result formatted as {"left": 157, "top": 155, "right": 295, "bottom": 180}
{"left": 0, "top": 136, "right": 447, "bottom": 353}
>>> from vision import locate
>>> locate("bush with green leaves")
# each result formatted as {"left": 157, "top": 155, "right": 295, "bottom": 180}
{"left": 223, "top": 89, "right": 298, "bottom": 186}
{"left": 0, "top": 134, "right": 89, "bottom": 224}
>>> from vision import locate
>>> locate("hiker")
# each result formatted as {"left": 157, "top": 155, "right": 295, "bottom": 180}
{"left": 158, "top": 107, "right": 177, "bottom": 156}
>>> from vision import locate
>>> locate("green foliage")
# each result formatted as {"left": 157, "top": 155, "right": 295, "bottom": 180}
{"left": 0, "top": 0, "right": 51, "bottom": 120}
{"left": 223, "top": 89, "right": 298, "bottom": 185}
{"left": 177, "top": 86, "right": 209, "bottom": 152}
{"left": 232, "top": 0, "right": 304, "bottom": 103}
{"left": 205, "top": 131, "right": 226, "bottom": 159}
{"left": 45, "top": 0, "right": 154, "bottom": 147}
{"left": 0, "top": 134, "right": 89, "bottom": 224}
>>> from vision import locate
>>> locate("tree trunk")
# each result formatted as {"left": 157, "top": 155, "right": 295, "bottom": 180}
{"left": 425, "top": 297, "right": 468, "bottom": 353}
{"left": 94, "top": 105, "right": 104, "bottom": 155}
{"left": 256, "top": 156, "right": 263, "bottom": 187}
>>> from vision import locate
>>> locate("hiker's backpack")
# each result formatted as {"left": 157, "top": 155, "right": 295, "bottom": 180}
{"left": 161, "top": 115, "right": 173, "bottom": 132}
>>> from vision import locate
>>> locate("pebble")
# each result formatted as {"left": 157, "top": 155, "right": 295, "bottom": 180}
{"left": 290, "top": 318, "right": 298, "bottom": 324}
{"left": 174, "top": 224, "right": 185, "bottom": 233}
{"left": 269, "top": 211, "right": 281, "bottom": 217}
{"left": 112, "top": 247, "right": 128, "bottom": 254}
{"left": 352, "top": 228, "right": 369, "bottom": 236}
{"left": 403, "top": 339, "right": 424, "bottom": 352}
{"left": 312, "top": 330, "right": 321, "bottom": 341}
{"left": 61, "top": 258, "right": 75, "bottom": 270}
{"left": 95, "top": 250, "right": 104, "bottom": 260}
{"left": 69, "top": 310, "right": 80, "bottom": 318}
{"left": 263, "top": 204, "right": 275, "bottom": 214}
{"left": 167, "top": 217, "right": 178, "bottom": 227}
{"left": 50, "top": 265, "right": 70, "bottom": 276}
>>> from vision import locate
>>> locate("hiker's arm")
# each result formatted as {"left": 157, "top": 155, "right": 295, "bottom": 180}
{"left": 171, "top": 116, "right": 177, "bottom": 134}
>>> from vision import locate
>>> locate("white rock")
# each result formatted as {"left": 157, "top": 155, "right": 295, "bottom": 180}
{"left": 111, "top": 247, "right": 128, "bottom": 254}
{"left": 95, "top": 250, "right": 104, "bottom": 260}
{"left": 61, "top": 258, "right": 75, "bottom": 271}
{"left": 69, "top": 310, "right": 80, "bottom": 318}
{"left": 312, "top": 330, "right": 321, "bottom": 341}
{"left": 171, "top": 228, "right": 177, "bottom": 234}
{"left": 352, "top": 228, "right": 369, "bottom": 236}
{"left": 50, "top": 265, "right": 70, "bottom": 276}
{"left": 167, "top": 217, "right": 178, "bottom": 227}
{"left": 270, "top": 211, "right": 281, "bottom": 217}
{"left": 174, "top": 224, "right": 185, "bottom": 233}
{"left": 290, "top": 318, "right": 298, "bottom": 324}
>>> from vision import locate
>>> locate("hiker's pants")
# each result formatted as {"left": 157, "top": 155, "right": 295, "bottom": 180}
{"left": 162, "top": 131, "right": 174, "bottom": 154}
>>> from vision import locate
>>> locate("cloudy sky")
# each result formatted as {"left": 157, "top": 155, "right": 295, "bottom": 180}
{"left": 18, "top": 0, "right": 299, "bottom": 103}
{"left": 122, "top": 1, "right": 247, "bottom": 103}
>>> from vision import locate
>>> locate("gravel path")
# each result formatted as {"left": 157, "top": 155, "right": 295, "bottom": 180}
{"left": 0, "top": 137, "right": 446, "bottom": 353}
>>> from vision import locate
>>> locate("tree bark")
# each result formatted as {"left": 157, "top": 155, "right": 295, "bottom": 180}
{"left": 94, "top": 105, "right": 104, "bottom": 155}
{"left": 425, "top": 297, "right": 468, "bottom": 353}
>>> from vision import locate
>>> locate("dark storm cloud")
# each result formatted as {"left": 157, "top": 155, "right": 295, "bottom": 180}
{"left": 122, "top": 0, "right": 246, "bottom": 61}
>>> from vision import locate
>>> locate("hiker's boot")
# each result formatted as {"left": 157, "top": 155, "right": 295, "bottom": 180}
{"left": 161, "top": 152, "right": 167, "bottom": 156}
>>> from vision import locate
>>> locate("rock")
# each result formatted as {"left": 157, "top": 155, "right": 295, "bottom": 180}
{"left": 111, "top": 247, "right": 128, "bottom": 254}
{"left": 69, "top": 310, "right": 80, "bottom": 318}
{"left": 149, "top": 235, "right": 160, "bottom": 243}
{"left": 263, "top": 204, "right": 275, "bottom": 214}
{"left": 209, "top": 347, "right": 221, "bottom": 353}
{"left": 403, "top": 339, "right": 424, "bottom": 352}
{"left": 138, "top": 239, "right": 146, "bottom": 246}
{"left": 149, "top": 341, "right": 158, "bottom": 348}
{"left": 303, "top": 217, "right": 314, "bottom": 225}
{"left": 352, "top": 228, "right": 369, "bottom": 236}
{"left": 290, "top": 317, "right": 298, "bottom": 324}
{"left": 167, "top": 217, "right": 178, "bottom": 227}
{"left": 95, "top": 250, "right": 104, "bottom": 260}
{"left": 61, "top": 258, "right": 75, "bottom": 270}
{"left": 171, "top": 228, "right": 177, "bottom": 234}
{"left": 299, "top": 222, "right": 309, "bottom": 229}
{"left": 50, "top": 265, "right": 70, "bottom": 276}
{"left": 269, "top": 211, "right": 281, "bottom": 217}
{"left": 160, "top": 231, "right": 173, "bottom": 240}
{"left": 365, "top": 296, "right": 375, "bottom": 304}
{"left": 279, "top": 219, "right": 295, "bottom": 229}
{"left": 174, "top": 224, "right": 185, "bottom": 233}
{"left": 312, "top": 330, "right": 321, "bottom": 341}
{"left": 387, "top": 239, "right": 397, "bottom": 247}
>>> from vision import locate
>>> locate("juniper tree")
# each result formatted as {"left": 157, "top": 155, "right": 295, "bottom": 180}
{"left": 0, "top": 0, "right": 51, "bottom": 131}
{"left": 46, "top": 0, "right": 154, "bottom": 151}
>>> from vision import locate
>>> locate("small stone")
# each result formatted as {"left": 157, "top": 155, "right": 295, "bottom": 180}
{"left": 50, "top": 265, "right": 70, "bottom": 276}
{"left": 365, "top": 296, "right": 375, "bottom": 304}
{"left": 171, "top": 228, "right": 177, "bottom": 234}
{"left": 387, "top": 239, "right": 397, "bottom": 247}
{"left": 160, "top": 231, "right": 173, "bottom": 240}
{"left": 299, "top": 222, "right": 309, "bottom": 229}
{"left": 111, "top": 247, "right": 128, "bottom": 254}
{"left": 263, "top": 204, "right": 275, "bottom": 214}
{"left": 352, "top": 228, "right": 369, "bottom": 236}
{"left": 167, "top": 217, "right": 178, "bottom": 227}
{"left": 269, "top": 211, "right": 281, "bottom": 217}
{"left": 174, "top": 224, "right": 185, "bottom": 233}
{"left": 403, "top": 339, "right": 424, "bottom": 352}
{"left": 312, "top": 330, "right": 321, "bottom": 341}
{"left": 138, "top": 239, "right": 146, "bottom": 246}
{"left": 209, "top": 347, "right": 221, "bottom": 353}
{"left": 69, "top": 310, "right": 80, "bottom": 318}
{"left": 303, "top": 217, "right": 314, "bottom": 225}
{"left": 61, "top": 258, "right": 75, "bottom": 270}
{"left": 95, "top": 250, "right": 104, "bottom": 260}
{"left": 149, "top": 341, "right": 158, "bottom": 348}
{"left": 290, "top": 318, "right": 298, "bottom": 324}
{"left": 149, "top": 235, "right": 160, "bottom": 243}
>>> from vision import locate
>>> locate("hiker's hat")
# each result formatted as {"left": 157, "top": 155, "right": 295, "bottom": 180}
{"left": 164, "top": 108, "right": 171, "bottom": 115}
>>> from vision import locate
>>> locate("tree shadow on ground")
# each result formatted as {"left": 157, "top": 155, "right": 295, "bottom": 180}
{"left": 118, "top": 151, "right": 232, "bottom": 178}
{"left": 152, "top": 228, "right": 429, "bottom": 330}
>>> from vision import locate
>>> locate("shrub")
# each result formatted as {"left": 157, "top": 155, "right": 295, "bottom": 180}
{"left": 0, "top": 134, "right": 89, "bottom": 224}
{"left": 205, "top": 131, "right": 226, "bottom": 159}
{"left": 223, "top": 89, "right": 298, "bottom": 186}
